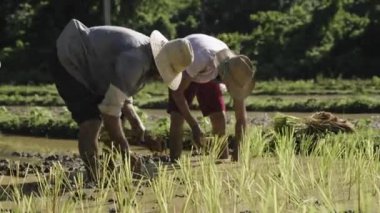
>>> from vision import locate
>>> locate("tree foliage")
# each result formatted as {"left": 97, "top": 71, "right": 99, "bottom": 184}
{"left": 0, "top": 0, "right": 378, "bottom": 83}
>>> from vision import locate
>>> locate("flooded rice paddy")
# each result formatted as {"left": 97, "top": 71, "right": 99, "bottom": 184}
{"left": 0, "top": 109, "right": 379, "bottom": 154}
{"left": 0, "top": 108, "right": 379, "bottom": 212}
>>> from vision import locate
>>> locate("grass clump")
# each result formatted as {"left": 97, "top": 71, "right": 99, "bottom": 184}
{"left": 1, "top": 125, "right": 380, "bottom": 212}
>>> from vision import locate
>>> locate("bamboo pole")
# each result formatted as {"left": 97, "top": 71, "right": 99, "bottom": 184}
{"left": 103, "top": 0, "right": 111, "bottom": 25}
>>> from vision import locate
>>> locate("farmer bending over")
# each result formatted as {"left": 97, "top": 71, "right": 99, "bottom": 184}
{"left": 54, "top": 19, "right": 193, "bottom": 180}
{"left": 165, "top": 33, "right": 256, "bottom": 162}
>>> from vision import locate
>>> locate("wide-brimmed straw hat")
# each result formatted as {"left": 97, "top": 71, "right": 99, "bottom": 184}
{"left": 150, "top": 30, "right": 194, "bottom": 90}
{"left": 214, "top": 49, "right": 256, "bottom": 100}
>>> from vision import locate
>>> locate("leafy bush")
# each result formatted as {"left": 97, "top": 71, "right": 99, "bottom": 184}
{"left": 1, "top": 0, "right": 379, "bottom": 82}
{"left": 0, "top": 107, "right": 77, "bottom": 138}
{"left": 248, "top": 0, "right": 372, "bottom": 79}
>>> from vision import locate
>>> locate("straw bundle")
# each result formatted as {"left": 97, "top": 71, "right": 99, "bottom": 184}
{"left": 274, "top": 111, "right": 355, "bottom": 136}
{"left": 304, "top": 111, "right": 355, "bottom": 134}
{"left": 271, "top": 111, "right": 355, "bottom": 153}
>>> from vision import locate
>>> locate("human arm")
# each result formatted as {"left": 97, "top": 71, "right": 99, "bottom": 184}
{"left": 170, "top": 72, "right": 204, "bottom": 147}
{"left": 98, "top": 84, "right": 130, "bottom": 156}
{"left": 100, "top": 50, "right": 145, "bottom": 150}
{"left": 101, "top": 112, "right": 129, "bottom": 153}
{"left": 121, "top": 98, "right": 146, "bottom": 143}
{"left": 102, "top": 112, "right": 141, "bottom": 172}
{"left": 232, "top": 98, "right": 247, "bottom": 161}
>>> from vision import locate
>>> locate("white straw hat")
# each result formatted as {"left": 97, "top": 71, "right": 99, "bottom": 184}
{"left": 214, "top": 49, "right": 256, "bottom": 100}
{"left": 150, "top": 30, "right": 194, "bottom": 90}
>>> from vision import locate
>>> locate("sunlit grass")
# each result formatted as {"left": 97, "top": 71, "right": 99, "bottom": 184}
{"left": 0, "top": 126, "right": 379, "bottom": 212}
{"left": 1, "top": 78, "right": 379, "bottom": 108}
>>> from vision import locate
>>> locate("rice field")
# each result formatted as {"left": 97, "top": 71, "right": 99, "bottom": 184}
{"left": 0, "top": 78, "right": 379, "bottom": 212}
{"left": 0, "top": 115, "right": 379, "bottom": 212}
{"left": 1, "top": 78, "right": 379, "bottom": 113}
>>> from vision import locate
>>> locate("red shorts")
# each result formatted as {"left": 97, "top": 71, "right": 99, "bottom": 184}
{"left": 167, "top": 81, "right": 225, "bottom": 116}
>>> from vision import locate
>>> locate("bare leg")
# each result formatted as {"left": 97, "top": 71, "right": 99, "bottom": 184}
{"left": 169, "top": 111, "right": 185, "bottom": 162}
{"left": 209, "top": 111, "right": 228, "bottom": 159}
{"left": 78, "top": 119, "right": 102, "bottom": 181}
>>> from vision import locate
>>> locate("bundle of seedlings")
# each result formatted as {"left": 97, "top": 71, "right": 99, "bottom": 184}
{"left": 271, "top": 111, "right": 355, "bottom": 153}
{"left": 274, "top": 111, "right": 355, "bottom": 135}
{"left": 304, "top": 111, "right": 355, "bottom": 134}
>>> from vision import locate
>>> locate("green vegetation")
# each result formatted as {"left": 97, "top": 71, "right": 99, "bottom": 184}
{"left": 1, "top": 1, "right": 379, "bottom": 210}
{"left": 0, "top": 106, "right": 206, "bottom": 147}
{"left": 1, "top": 126, "right": 379, "bottom": 211}
{"left": 1, "top": 0, "right": 379, "bottom": 83}
{"left": 0, "top": 80, "right": 378, "bottom": 211}
{"left": 0, "top": 78, "right": 379, "bottom": 113}
{"left": 243, "top": 95, "right": 380, "bottom": 113}
{"left": 0, "top": 107, "right": 77, "bottom": 139}
{"left": 0, "top": 105, "right": 378, "bottom": 141}
{"left": 253, "top": 76, "right": 380, "bottom": 95}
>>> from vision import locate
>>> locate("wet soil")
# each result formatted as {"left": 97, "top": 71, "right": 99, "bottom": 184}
{"left": 0, "top": 111, "right": 379, "bottom": 180}
{"left": 0, "top": 111, "right": 379, "bottom": 212}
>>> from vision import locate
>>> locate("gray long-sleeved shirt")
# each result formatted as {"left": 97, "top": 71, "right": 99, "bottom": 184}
{"left": 57, "top": 19, "right": 153, "bottom": 116}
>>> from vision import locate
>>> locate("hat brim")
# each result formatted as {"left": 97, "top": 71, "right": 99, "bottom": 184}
{"left": 168, "top": 71, "right": 182, "bottom": 90}
{"left": 150, "top": 30, "right": 182, "bottom": 90}
{"left": 227, "top": 81, "right": 255, "bottom": 100}
{"left": 215, "top": 50, "right": 255, "bottom": 100}
{"left": 150, "top": 30, "right": 168, "bottom": 59}
{"left": 213, "top": 49, "right": 237, "bottom": 68}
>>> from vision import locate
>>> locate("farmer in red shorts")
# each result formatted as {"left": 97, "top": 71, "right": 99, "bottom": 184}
{"left": 162, "top": 33, "right": 256, "bottom": 162}
{"left": 54, "top": 19, "right": 193, "bottom": 180}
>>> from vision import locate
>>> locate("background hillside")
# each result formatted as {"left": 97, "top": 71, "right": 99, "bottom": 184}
{"left": 0, "top": 0, "right": 379, "bottom": 83}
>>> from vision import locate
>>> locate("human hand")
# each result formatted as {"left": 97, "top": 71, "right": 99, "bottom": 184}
{"left": 129, "top": 152, "right": 143, "bottom": 175}
{"left": 191, "top": 123, "right": 204, "bottom": 149}
{"left": 129, "top": 125, "right": 145, "bottom": 144}
{"left": 135, "top": 126, "right": 146, "bottom": 143}
{"left": 143, "top": 131, "right": 166, "bottom": 153}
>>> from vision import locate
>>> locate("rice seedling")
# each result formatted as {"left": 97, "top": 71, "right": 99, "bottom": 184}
{"left": 112, "top": 157, "right": 143, "bottom": 212}
{"left": 1, "top": 113, "right": 380, "bottom": 212}
{"left": 150, "top": 165, "right": 176, "bottom": 212}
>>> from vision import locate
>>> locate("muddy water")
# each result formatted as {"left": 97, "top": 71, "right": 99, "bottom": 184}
{"left": 5, "top": 105, "right": 379, "bottom": 121}
{"left": 0, "top": 110, "right": 379, "bottom": 155}
{"left": 145, "top": 109, "right": 380, "bottom": 120}
{"left": 0, "top": 135, "right": 77, "bottom": 156}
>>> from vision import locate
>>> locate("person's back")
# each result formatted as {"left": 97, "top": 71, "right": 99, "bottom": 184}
{"left": 57, "top": 19, "right": 152, "bottom": 96}
{"left": 87, "top": 26, "right": 150, "bottom": 66}
{"left": 184, "top": 34, "right": 228, "bottom": 83}
{"left": 185, "top": 34, "right": 227, "bottom": 55}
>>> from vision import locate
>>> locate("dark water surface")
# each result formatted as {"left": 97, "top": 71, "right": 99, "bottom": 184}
{"left": 0, "top": 110, "right": 379, "bottom": 155}
{"left": 145, "top": 109, "right": 380, "bottom": 120}
{"left": 0, "top": 135, "right": 77, "bottom": 156}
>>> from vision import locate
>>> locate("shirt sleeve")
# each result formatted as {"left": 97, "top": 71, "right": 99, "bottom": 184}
{"left": 98, "top": 84, "right": 128, "bottom": 116}
{"left": 98, "top": 48, "right": 147, "bottom": 116}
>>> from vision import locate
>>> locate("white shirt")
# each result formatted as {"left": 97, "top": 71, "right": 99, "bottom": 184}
{"left": 185, "top": 34, "right": 228, "bottom": 83}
